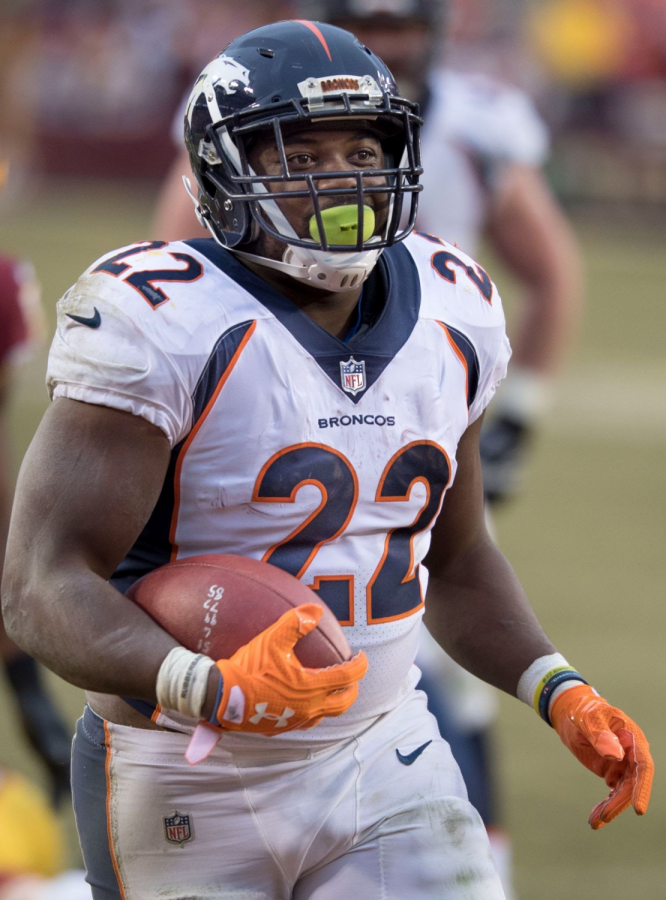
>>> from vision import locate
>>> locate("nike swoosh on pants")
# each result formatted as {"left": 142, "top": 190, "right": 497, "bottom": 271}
{"left": 395, "top": 740, "right": 432, "bottom": 766}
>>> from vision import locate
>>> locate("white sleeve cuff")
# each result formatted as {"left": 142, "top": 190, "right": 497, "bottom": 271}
{"left": 51, "top": 383, "right": 180, "bottom": 447}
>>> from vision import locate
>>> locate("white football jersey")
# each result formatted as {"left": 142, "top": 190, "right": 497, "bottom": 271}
{"left": 418, "top": 69, "right": 550, "bottom": 255}
{"left": 47, "top": 234, "right": 510, "bottom": 739}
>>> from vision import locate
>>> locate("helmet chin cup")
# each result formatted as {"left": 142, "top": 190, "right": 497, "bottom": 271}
{"left": 283, "top": 244, "right": 381, "bottom": 291}
{"left": 230, "top": 243, "right": 382, "bottom": 292}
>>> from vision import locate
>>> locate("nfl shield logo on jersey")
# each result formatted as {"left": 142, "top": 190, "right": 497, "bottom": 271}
{"left": 164, "top": 811, "right": 193, "bottom": 845}
{"left": 340, "top": 357, "right": 366, "bottom": 396}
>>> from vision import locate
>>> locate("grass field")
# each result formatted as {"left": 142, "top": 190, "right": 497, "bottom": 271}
{"left": 0, "top": 181, "right": 664, "bottom": 897}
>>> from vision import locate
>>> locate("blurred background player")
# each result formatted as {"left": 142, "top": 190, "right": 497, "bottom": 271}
{"left": 0, "top": 767, "right": 89, "bottom": 900}
{"left": 0, "top": 160, "right": 72, "bottom": 808}
{"left": 149, "top": 1, "right": 582, "bottom": 896}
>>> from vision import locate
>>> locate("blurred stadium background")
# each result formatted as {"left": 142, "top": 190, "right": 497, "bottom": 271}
{"left": 0, "top": 1, "right": 664, "bottom": 897}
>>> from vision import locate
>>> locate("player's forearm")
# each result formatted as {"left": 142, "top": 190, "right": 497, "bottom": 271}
{"left": 0, "top": 422, "right": 19, "bottom": 661}
{"left": 506, "top": 220, "right": 583, "bottom": 375}
{"left": 423, "top": 534, "right": 555, "bottom": 696}
{"left": 489, "top": 167, "right": 584, "bottom": 375}
{"left": 1, "top": 560, "right": 179, "bottom": 700}
{"left": 1, "top": 398, "right": 178, "bottom": 698}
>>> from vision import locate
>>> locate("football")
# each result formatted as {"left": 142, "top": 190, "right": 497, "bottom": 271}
{"left": 127, "top": 553, "right": 351, "bottom": 668}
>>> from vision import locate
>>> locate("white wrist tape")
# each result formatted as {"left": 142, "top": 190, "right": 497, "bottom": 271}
{"left": 156, "top": 647, "right": 215, "bottom": 719}
{"left": 517, "top": 652, "right": 588, "bottom": 723}
{"left": 493, "top": 368, "right": 551, "bottom": 423}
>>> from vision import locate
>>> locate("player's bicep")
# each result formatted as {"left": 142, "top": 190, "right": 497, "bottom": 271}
{"left": 9, "top": 398, "right": 170, "bottom": 579}
{"left": 424, "top": 414, "right": 488, "bottom": 578}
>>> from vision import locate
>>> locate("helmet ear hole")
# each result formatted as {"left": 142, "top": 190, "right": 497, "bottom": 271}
{"left": 201, "top": 171, "right": 218, "bottom": 198}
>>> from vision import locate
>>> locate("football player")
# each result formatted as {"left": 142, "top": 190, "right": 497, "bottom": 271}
{"left": 0, "top": 167, "right": 72, "bottom": 807}
{"left": 151, "top": 17, "right": 583, "bottom": 864}
{"left": 3, "top": 21, "right": 651, "bottom": 900}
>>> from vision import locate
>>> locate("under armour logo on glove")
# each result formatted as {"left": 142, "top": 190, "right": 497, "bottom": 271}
{"left": 249, "top": 703, "right": 295, "bottom": 728}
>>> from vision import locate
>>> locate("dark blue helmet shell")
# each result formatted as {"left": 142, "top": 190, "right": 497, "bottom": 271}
{"left": 184, "top": 20, "right": 422, "bottom": 250}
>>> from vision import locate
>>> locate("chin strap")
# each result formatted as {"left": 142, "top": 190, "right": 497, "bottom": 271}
{"left": 235, "top": 175, "right": 383, "bottom": 291}
{"left": 229, "top": 244, "right": 382, "bottom": 292}
{"left": 183, "top": 176, "right": 209, "bottom": 230}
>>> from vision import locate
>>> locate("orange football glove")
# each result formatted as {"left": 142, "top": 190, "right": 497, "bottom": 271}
{"left": 213, "top": 602, "right": 366, "bottom": 735}
{"left": 550, "top": 684, "right": 654, "bottom": 830}
{"left": 186, "top": 603, "right": 367, "bottom": 765}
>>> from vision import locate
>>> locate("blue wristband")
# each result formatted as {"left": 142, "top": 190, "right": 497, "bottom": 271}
{"left": 538, "top": 670, "right": 588, "bottom": 726}
{"left": 207, "top": 670, "right": 225, "bottom": 726}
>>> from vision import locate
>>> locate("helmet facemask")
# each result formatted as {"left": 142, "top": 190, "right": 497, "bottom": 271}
{"left": 188, "top": 75, "right": 422, "bottom": 290}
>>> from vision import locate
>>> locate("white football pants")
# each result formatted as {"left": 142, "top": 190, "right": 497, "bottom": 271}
{"left": 72, "top": 691, "right": 505, "bottom": 899}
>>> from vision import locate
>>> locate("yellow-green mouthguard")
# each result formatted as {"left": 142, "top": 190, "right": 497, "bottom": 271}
{"left": 309, "top": 204, "right": 376, "bottom": 246}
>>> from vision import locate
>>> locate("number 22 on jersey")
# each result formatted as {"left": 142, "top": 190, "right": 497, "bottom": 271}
{"left": 92, "top": 241, "right": 203, "bottom": 308}
{"left": 252, "top": 441, "right": 451, "bottom": 627}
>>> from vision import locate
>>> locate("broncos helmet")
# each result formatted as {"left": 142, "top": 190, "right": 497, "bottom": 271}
{"left": 183, "top": 20, "right": 422, "bottom": 291}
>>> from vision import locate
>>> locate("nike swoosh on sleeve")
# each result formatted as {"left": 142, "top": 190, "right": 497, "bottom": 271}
{"left": 66, "top": 308, "right": 102, "bottom": 328}
{"left": 396, "top": 740, "right": 433, "bottom": 766}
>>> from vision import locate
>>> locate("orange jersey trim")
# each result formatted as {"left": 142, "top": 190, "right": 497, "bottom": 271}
{"left": 437, "top": 321, "right": 470, "bottom": 414}
{"left": 169, "top": 320, "right": 257, "bottom": 560}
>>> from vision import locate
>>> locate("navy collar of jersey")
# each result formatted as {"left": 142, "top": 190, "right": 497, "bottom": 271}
{"left": 185, "top": 239, "right": 421, "bottom": 404}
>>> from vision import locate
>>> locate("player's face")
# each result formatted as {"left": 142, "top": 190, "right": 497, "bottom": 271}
{"left": 247, "top": 123, "right": 390, "bottom": 243}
